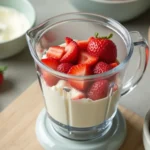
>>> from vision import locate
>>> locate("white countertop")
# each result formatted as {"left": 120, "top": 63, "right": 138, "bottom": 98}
{"left": 0, "top": 0, "right": 150, "bottom": 118}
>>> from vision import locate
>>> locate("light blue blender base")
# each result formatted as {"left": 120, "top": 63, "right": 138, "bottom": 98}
{"left": 36, "top": 109, "right": 126, "bottom": 150}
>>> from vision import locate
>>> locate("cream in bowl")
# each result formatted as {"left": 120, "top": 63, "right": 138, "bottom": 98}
{"left": 0, "top": 0, "right": 36, "bottom": 59}
{"left": 0, "top": 6, "right": 30, "bottom": 43}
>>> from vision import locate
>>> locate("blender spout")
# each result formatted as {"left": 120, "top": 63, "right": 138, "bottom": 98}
{"left": 26, "top": 27, "right": 38, "bottom": 42}
{"left": 26, "top": 21, "right": 46, "bottom": 42}
{"left": 26, "top": 25, "right": 43, "bottom": 58}
{"left": 26, "top": 28, "right": 35, "bottom": 53}
{"left": 26, "top": 24, "right": 44, "bottom": 51}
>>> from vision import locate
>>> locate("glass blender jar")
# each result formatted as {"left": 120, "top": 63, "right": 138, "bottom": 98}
{"left": 26, "top": 12, "right": 149, "bottom": 150}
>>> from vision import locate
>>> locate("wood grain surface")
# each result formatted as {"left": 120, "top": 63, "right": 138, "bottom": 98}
{"left": 0, "top": 81, "right": 144, "bottom": 150}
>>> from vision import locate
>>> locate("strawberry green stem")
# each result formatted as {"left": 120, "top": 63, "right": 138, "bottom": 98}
{"left": 107, "top": 33, "right": 113, "bottom": 39}
{"left": 95, "top": 32, "right": 99, "bottom": 38}
{"left": 94, "top": 33, "right": 113, "bottom": 39}
{"left": 0, "top": 66, "right": 7, "bottom": 73}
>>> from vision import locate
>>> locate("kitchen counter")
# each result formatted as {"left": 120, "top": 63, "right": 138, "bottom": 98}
{"left": 0, "top": 0, "right": 150, "bottom": 118}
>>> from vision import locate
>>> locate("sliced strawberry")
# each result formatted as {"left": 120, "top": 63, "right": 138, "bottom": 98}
{"left": 46, "top": 46, "right": 65, "bottom": 60}
{"left": 65, "top": 37, "right": 73, "bottom": 45}
{"left": 42, "top": 58, "right": 59, "bottom": 70}
{"left": 41, "top": 58, "right": 59, "bottom": 86}
{"left": 113, "top": 84, "right": 118, "bottom": 92}
{"left": 93, "top": 61, "right": 112, "bottom": 74}
{"left": 146, "top": 47, "right": 149, "bottom": 66}
{"left": 87, "top": 80, "right": 109, "bottom": 100}
{"left": 76, "top": 37, "right": 94, "bottom": 51}
{"left": 60, "top": 41, "right": 79, "bottom": 63}
{"left": 78, "top": 51, "right": 98, "bottom": 66}
{"left": 41, "top": 71, "right": 58, "bottom": 87}
{"left": 110, "top": 60, "right": 119, "bottom": 69}
{"left": 77, "top": 40, "right": 88, "bottom": 51}
{"left": 57, "top": 63, "right": 73, "bottom": 73}
{"left": 68, "top": 64, "right": 92, "bottom": 91}
{"left": 71, "top": 88, "right": 86, "bottom": 100}
{"left": 110, "top": 63, "right": 118, "bottom": 69}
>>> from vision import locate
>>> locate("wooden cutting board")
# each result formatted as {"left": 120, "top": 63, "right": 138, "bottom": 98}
{"left": 0, "top": 81, "right": 144, "bottom": 150}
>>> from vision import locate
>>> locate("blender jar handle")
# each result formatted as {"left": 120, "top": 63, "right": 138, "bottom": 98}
{"left": 121, "top": 31, "right": 149, "bottom": 96}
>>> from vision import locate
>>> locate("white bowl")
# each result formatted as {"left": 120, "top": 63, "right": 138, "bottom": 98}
{"left": 143, "top": 109, "right": 150, "bottom": 150}
{"left": 0, "top": 0, "right": 36, "bottom": 59}
{"left": 69, "top": 0, "right": 150, "bottom": 22}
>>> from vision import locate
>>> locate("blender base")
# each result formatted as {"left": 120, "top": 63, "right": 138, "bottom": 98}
{"left": 36, "top": 109, "right": 126, "bottom": 150}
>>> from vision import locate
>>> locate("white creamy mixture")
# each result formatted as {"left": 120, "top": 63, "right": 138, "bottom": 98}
{"left": 42, "top": 79, "right": 120, "bottom": 128}
{"left": 0, "top": 6, "right": 30, "bottom": 43}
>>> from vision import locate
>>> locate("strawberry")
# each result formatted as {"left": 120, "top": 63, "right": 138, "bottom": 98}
{"left": 93, "top": 61, "right": 111, "bottom": 74}
{"left": 113, "top": 84, "right": 118, "bottom": 92}
{"left": 146, "top": 47, "right": 149, "bottom": 66}
{"left": 65, "top": 37, "right": 73, "bottom": 45}
{"left": 46, "top": 46, "right": 65, "bottom": 60}
{"left": 60, "top": 41, "right": 79, "bottom": 63}
{"left": 87, "top": 80, "right": 109, "bottom": 100}
{"left": 0, "top": 74, "right": 4, "bottom": 85}
{"left": 71, "top": 88, "right": 86, "bottom": 100}
{"left": 41, "top": 58, "right": 59, "bottom": 86}
{"left": 0, "top": 66, "right": 7, "bottom": 85}
{"left": 87, "top": 33, "right": 117, "bottom": 63}
{"left": 77, "top": 37, "right": 94, "bottom": 51}
{"left": 78, "top": 51, "right": 98, "bottom": 66}
{"left": 68, "top": 64, "right": 92, "bottom": 91}
{"left": 110, "top": 60, "right": 119, "bottom": 69}
{"left": 57, "top": 63, "right": 73, "bottom": 73}
{"left": 77, "top": 40, "right": 88, "bottom": 51}
{"left": 42, "top": 58, "right": 59, "bottom": 70}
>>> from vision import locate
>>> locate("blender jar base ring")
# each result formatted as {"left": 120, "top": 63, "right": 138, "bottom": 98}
{"left": 36, "top": 108, "right": 126, "bottom": 150}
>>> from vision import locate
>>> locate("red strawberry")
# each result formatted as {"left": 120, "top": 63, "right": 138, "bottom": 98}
{"left": 0, "top": 73, "right": 4, "bottom": 85}
{"left": 60, "top": 41, "right": 79, "bottom": 63}
{"left": 57, "top": 63, "right": 73, "bottom": 73}
{"left": 87, "top": 35, "right": 117, "bottom": 63}
{"left": 0, "top": 66, "right": 7, "bottom": 85}
{"left": 113, "top": 84, "right": 118, "bottom": 92}
{"left": 42, "top": 58, "right": 59, "bottom": 70}
{"left": 77, "top": 37, "right": 94, "bottom": 51}
{"left": 87, "top": 80, "right": 109, "bottom": 100}
{"left": 46, "top": 46, "right": 65, "bottom": 60}
{"left": 88, "top": 37, "right": 95, "bottom": 41}
{"left": 78, "top": 51, "right": 98, "bottom": 66}
{"left": 71, "top": 88, "right": 86, "bottom": 100}
{"left": 146, "top": 47, "right": 149, "bottom": 66}
{"left": 110, "top": 60, "right": 119, "bottom": 69}
{"left": 77, "top": 40, "right": 88, "bottom": 51}
{"left": 68, "top": 64, "right": 92, "bottom": 91}
{"left": 65, "top": 37, "right": 73, "bottom": 45}
{"left": 41, "top": 58, "right": 59, "bottom": 86}
{"left": 93, "top": 62, "right": 111, "bottom": 74}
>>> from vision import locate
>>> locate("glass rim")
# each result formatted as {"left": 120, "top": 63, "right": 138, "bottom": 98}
{"left": 26, "top": 12, "right": 133, "bottom": 80}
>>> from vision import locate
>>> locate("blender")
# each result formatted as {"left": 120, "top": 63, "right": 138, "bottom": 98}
{"left": 26, "top": 13, "right": 149, "bottom": 150}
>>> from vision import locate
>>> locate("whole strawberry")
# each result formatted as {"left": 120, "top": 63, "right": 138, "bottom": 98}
{"left": 41, "top": 58, "right": 59, "bottom": 86}
{"left": 87, "top": 80, "right": 109, "bottom": 100}
{"left": 57, "top": 63, "right": 73, "bottom": 73}
{"left": 0, "top": 66, "right": 7, "bottom": 85}
{"left": 93, "top": 61, "right": 112, "bottom": 74}
{"left": 87, "top": 33, "right": 117, "bottom": 63}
